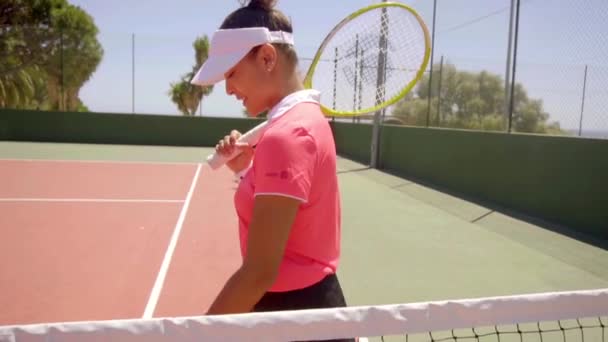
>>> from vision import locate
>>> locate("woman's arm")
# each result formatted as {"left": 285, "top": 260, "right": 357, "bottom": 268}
{"left": 205, "top": 194, "right": 300, "bottom": 315}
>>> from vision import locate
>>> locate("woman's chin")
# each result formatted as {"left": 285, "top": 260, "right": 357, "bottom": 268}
{"left": 242, "top": 107, "right": 254, "bottom": 117}
{"left": 248, "top": 108, "right": 264, "bottom": 117}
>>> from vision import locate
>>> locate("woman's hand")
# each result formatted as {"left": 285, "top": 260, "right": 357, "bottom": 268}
{"left": 215, "top": 130, "right": 254, "bottom": 173}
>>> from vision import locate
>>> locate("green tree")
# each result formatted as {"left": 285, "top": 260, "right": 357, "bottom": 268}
{"left": 170, "top": 36, "right": 213, "bottom": 116}
{"left": 0, "top": 0, "right": 103, "bottom": 111}
{"left": 1, "top": 0, "right": 51, "bottom": 108}
{"left": 46, "top": 2, "right": 103, "bottom": 111}
{"left": 392, "top": 62, "right": 563, "bottom": 134}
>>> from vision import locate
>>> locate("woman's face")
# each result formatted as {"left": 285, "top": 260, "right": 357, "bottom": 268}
{"left": 224, "top": 44, "right": 279, "bottom": 117}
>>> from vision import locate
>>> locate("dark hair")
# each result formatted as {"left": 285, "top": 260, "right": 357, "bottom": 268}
{"left": 221, "top": 0, "right": 298, "bottom": 67}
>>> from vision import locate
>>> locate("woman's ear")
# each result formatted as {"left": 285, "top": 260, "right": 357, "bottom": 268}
{"left": 256, "top": 43, "right": 278, "bottom": 72}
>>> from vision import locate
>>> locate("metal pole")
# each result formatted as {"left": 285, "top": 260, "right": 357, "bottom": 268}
{"left": 371, "top": 0, "right": 389, "bottom": 168}
{"left": 358, "top": 47, "right": 364, "bottom": 121}
{"left": 508, "top": 0, "right": 521, "bottom": 133}
{"left": 436, "top": 55, "right": 444, "bottom": 126}
{"left": 578, "top": 64, "right": 588, "bottom": 137}
{"left": 426, "top": 0, "right": 438, "bottom": 127}
{"left": 333, "top": 46, "right": 338, "bottom": 122}
{"left": 60, "top": 28, "right": 64, "bottom": 111}
{"left": 504, "top": 0, "right": 516, "bottom": 130}
{"left": 132, "top": 33, "right": 135, "bottom": 114}
{"left": 353, "top": 34, "right": 359, "bottom": 123}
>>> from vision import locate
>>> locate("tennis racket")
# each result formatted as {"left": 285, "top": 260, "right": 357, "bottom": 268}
{"left": 206, "top": 1, "right": 431, "bottom": 170}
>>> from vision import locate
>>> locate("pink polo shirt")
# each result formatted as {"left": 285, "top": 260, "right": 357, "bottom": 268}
{"left": 233, "top": 90, "right": 341, "bottom": 292}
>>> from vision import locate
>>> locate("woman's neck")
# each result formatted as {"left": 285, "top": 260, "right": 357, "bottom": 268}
{"left": 267, "top": 70, "right": 305, "bottom": 110}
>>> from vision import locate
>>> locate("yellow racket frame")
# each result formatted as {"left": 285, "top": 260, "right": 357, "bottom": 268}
{"left": 302, "top": 2, "right": 432, "bottom": 117}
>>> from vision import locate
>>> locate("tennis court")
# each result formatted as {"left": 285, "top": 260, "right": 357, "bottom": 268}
{"left": 0, "top": 140, "right": 607, "bottom": 341}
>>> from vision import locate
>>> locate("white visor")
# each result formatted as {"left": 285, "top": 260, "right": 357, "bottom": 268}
{"left": 190, "top": 27, "right": 294, "bottom": 86}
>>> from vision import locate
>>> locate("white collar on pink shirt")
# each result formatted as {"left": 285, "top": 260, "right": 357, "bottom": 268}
{"left": 234, "top": 89, "right": 321, "bottom": 180}
{"left": 266, "top": 89, "right": 321, "bottom": 122}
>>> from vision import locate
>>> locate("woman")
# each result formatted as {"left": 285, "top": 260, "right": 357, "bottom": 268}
{"left": 191, "top": 0, "right": 350, "bottom": 323}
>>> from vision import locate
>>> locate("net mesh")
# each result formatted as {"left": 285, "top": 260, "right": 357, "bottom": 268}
{"left": 0, "top": 289, "right": 606, "bottom": 342}
{"left": 309, "top": 4, "right": 428, "bottom": 114}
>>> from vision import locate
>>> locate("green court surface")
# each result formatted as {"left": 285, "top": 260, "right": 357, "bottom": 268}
{"left": 2, "top": 140, "right": 607, "bottom": 307}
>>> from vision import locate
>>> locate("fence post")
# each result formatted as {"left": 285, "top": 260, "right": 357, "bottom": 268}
{"left": 426, "top": 0, "right": 438, "bottom": 127}
{"left": 504, "top": 0, "right": 516, "bottom": 130}
{"left": 352, "top": 34, "right": 359, "bottom": 124}
{"left": 333, "top": 46, "right": 338, "bottom": 119}
{"left": 578, "top": 64, "right": 588, "bottom": 137}
{"left": 60, "top": 27, "right": 65, "bottom": 111}
{"left": 371, "top": 0, "right": 389, "bottom": 169}
{"left": 132, "top": 33, "right": 135, "bottom": 114}
{"left": 508, "top": 0, "right": 521, "bottom": 133}
{"left": 436, "top": 55, "right": 444, "bottom": 126}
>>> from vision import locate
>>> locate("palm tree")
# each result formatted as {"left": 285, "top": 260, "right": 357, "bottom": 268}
{"left": 169, "top": 35, "right": 213, "bottom": 116}
{"left": 0, "top": 68, "right": 35, "bottom": 109}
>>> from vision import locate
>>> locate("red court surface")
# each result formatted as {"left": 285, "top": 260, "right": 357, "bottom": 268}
{"left": 0, "top": 159, "right": 242, "bottom": 326}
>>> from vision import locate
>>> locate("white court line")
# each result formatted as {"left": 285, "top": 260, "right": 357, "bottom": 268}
{"left": 0, "top": 157, "right": 202, "bottom": 166}
{"left": 142, "top": 163, "right": 202, "bottom": 319}
{"left": 0, "top": 198, "right": 184, "bottom": 203}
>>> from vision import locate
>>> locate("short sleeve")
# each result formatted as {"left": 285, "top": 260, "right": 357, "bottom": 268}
{"left": 253, "top": 126, "right": 317, "bottom": 203}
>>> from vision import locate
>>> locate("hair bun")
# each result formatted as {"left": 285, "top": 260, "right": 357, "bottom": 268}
{"left": 245, "top": 0, "right": 277, "bottom": 11}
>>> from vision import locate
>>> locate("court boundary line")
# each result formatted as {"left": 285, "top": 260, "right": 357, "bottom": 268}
{"left": 0, "top": 198, "right": 185, "bottom": 203}
{"left": 0, "top": 157, "right": 202, "bottom": 167}
{"left": 142, "top": 162, "right": 202, "bottom": 319}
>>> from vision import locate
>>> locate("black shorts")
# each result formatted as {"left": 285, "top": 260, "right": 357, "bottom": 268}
{"left": 253, "top": 273, "right": 356, "bottom": 342}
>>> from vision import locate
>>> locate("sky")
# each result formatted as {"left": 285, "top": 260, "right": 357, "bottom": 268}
{"left": 69, "top": 0, "right": 608, "bottom": 132}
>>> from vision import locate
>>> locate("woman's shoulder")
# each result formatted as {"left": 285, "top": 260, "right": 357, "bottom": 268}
{"left": 273, "top": 102, "right": 327, "bottom": 130}
{"left": 260, "top": 121, "right": 314, "bottom": 148}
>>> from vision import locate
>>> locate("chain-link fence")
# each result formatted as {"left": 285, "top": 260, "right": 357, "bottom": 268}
{"left": 387, "top": 0, "right": 608, "bottom": 139}
{"left": 1, "top": 1, "right": 606, "bottom": 139}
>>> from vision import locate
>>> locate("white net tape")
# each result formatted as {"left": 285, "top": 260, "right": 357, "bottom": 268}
{"left": 1, "top": 288, "right": 606, "bottom": 342}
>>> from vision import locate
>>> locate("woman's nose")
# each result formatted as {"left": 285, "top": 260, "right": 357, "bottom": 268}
{"left": 225, "top": 79, "right": 234, "bottom": 95}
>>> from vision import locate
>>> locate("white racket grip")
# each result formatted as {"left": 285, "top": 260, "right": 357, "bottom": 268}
{"left": 206, "top": 121, "right": 268, "bottom": 170}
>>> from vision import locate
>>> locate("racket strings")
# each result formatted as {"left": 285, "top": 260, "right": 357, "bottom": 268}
{"left": 311, "top": 6, "right": 428, "bottom": 113}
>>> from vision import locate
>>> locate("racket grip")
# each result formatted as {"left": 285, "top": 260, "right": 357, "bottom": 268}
{"left": 206, "top": 121, "right": 268, "bottom": 170}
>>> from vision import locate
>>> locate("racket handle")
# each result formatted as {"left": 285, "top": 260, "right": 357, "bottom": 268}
{"left": 206, "top": 121, "right": 268, "bottom": 170}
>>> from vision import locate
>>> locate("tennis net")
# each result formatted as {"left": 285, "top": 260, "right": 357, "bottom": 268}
{"left": 1, "top": 288, "right": 606, "bottom": 342}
